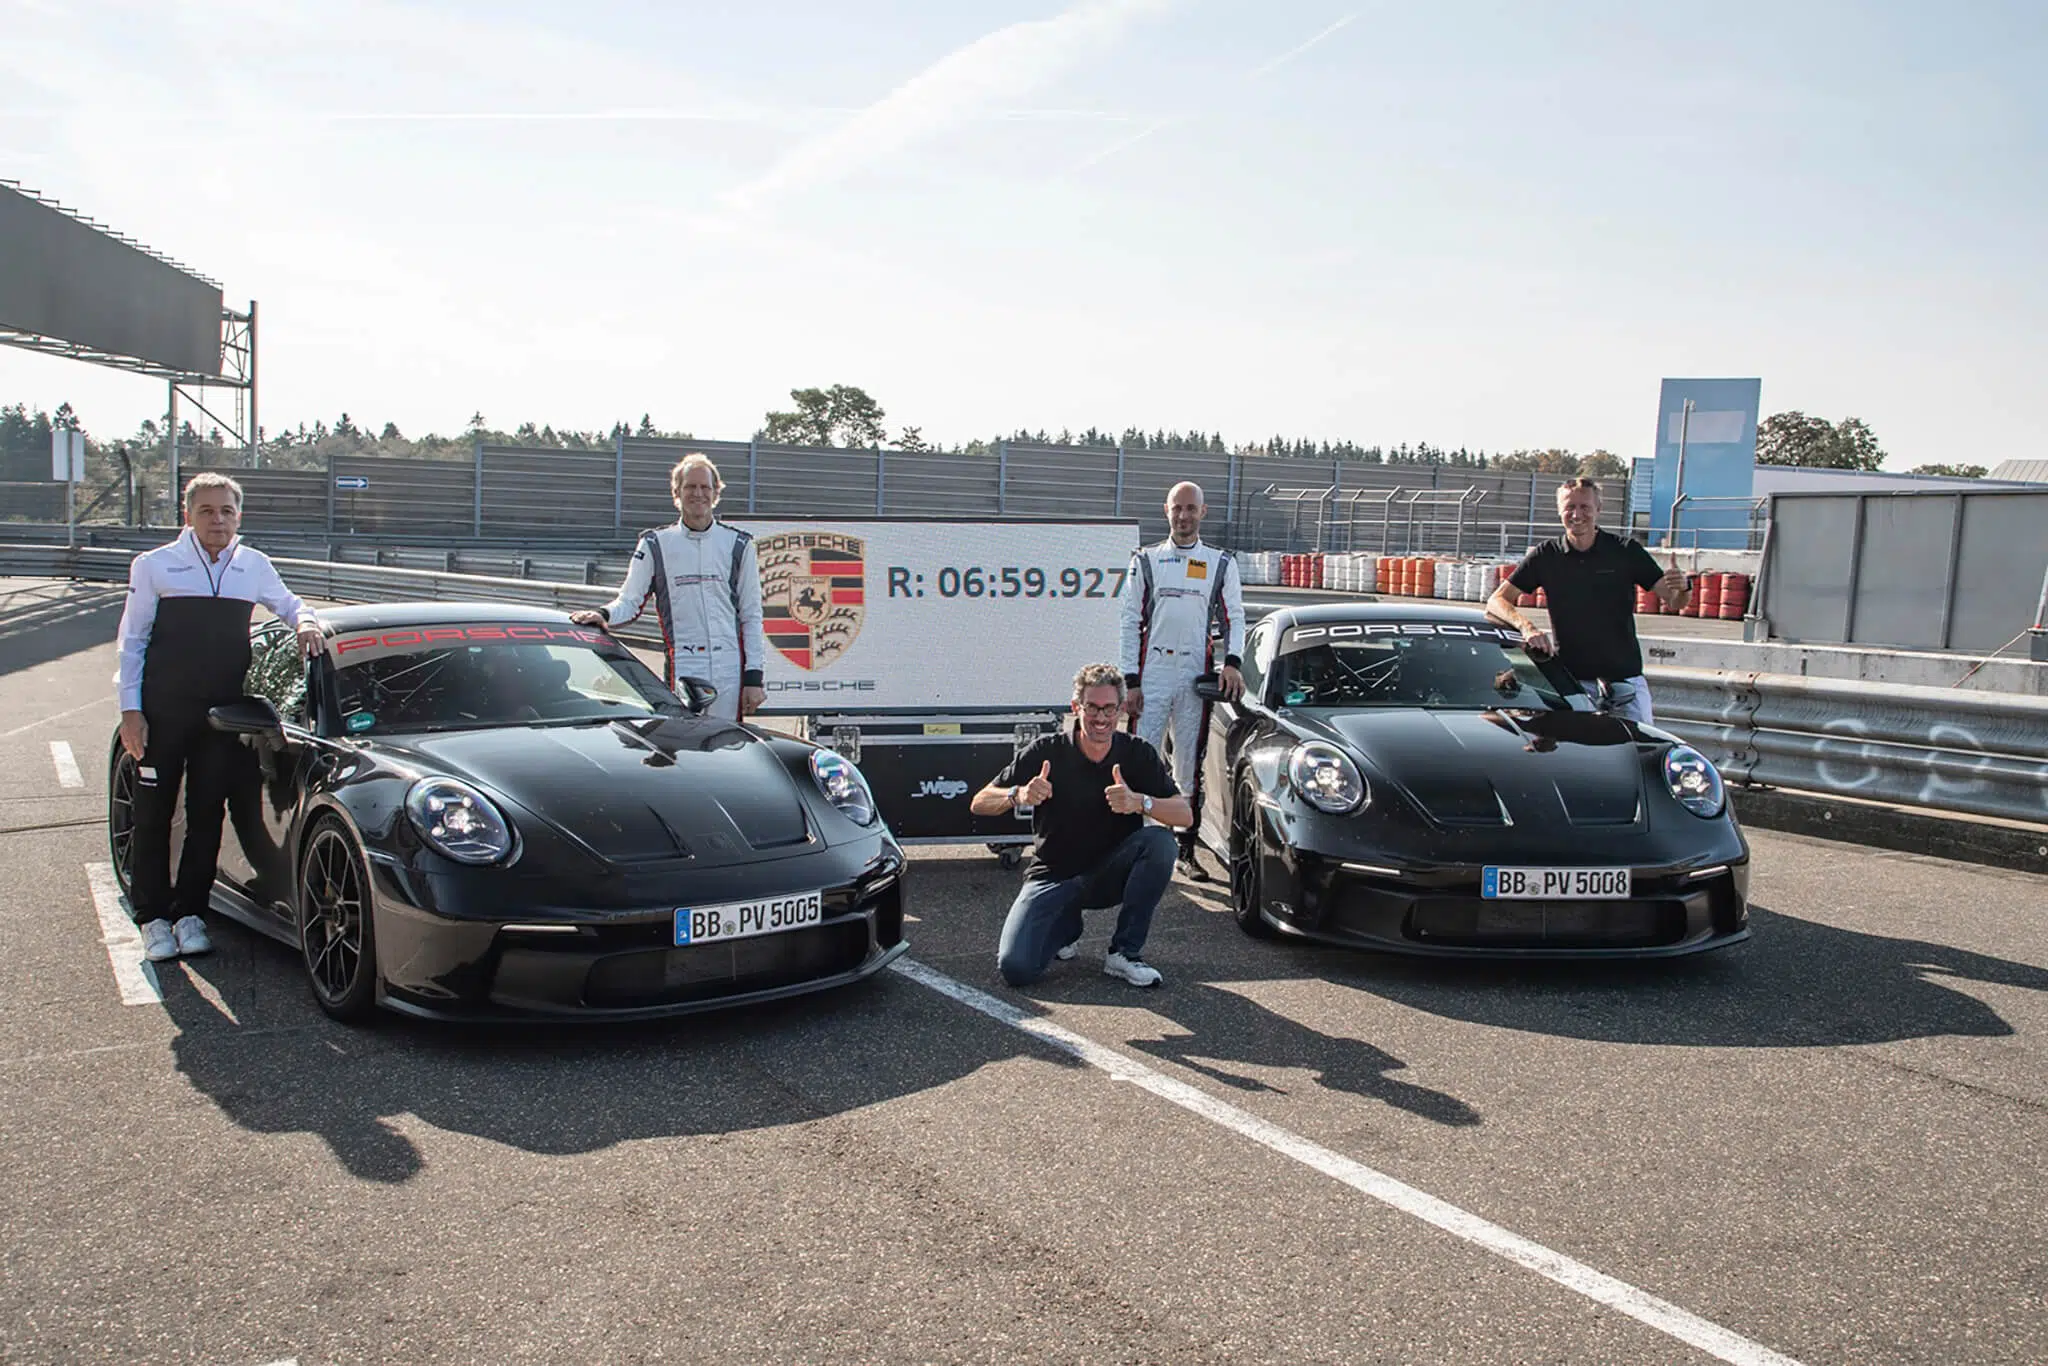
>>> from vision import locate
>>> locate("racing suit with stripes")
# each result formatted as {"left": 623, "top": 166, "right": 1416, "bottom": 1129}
{"left": 598, "top": 519, "right": 768, "bottom": 722}
{"left": 1119, "top": 538, "right": 1245, "bottom": 851}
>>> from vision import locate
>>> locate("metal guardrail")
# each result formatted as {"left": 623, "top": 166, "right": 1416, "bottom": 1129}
{"left": 1649, "top": 667, "right": 2048, "bottom": 826}
{"left": 9, "top": 543, "right": 2045, "bottom": 827}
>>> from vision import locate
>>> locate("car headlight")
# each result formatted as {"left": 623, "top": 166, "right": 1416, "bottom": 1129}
{"left": 1664, "top": 745, "right": 1726, "bottom": 818}
{"left": 405, "top": 778, "right": 515, "bottom": 863}
{"left": 810, "top": 748, "right": 878, "bottom": 826}
{"left": 1287, "top": 741, "right": 1368, "bottom": 814}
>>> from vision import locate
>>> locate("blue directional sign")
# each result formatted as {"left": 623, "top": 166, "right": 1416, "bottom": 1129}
{"left": 334, "top": 475, "right": 369, "bottom": 490}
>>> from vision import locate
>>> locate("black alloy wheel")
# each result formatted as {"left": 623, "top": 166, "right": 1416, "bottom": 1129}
{"left": 107, "top": 743, "right": 137, "bottom": 898}
{"left": 1229, "top": 777, "right": 1277, "bottom": 939}
{"left": 298, "top": 817, "right": 379, "bottom": 1022}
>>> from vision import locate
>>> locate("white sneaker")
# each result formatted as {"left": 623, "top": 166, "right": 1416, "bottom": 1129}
{"left": 1056, "top": 938, "right": 1080, "bottom": 961}
{"left": 172, "top": 915, "right": 213, "bottom": 957}
{"left": 1103, "top": 951, "right": 1162, "bottom": 988}
{"left": 139, "top": 919, "right": 179, "bottom": 962}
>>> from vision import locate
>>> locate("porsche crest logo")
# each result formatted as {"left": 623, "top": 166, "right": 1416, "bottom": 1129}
{"left": 759, "top": 532, "right": 865, "bottom": 671}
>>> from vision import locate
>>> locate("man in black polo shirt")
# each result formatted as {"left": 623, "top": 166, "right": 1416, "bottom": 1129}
{"left": 1485, "top": 477, "right": 1690, "bottom": 723}
{"left": 972, "top": 663, "right": 1192, "bottom": 988}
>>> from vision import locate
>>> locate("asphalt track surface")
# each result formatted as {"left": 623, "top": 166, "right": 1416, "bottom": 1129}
{"left": 2, "top": 578, "right": 2044, "bottom": 1366}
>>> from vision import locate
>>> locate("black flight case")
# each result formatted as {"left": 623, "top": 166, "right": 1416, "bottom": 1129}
{"left": 805, "top": 710, "right": 1066, "bottom": 868}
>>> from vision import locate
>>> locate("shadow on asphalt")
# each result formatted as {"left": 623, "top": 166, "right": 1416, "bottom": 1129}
{"left": 158, "top": 924, "right": 1084, "bottom": 1186}
{"left": 1243, "top": 906, "right": 2048, "bottom": 1050}
{"left": 153, "top": 872, "right": 2047, "bottom": 1186}
{"left": 0, "top": 581, "right": 126, "bottom": 680}
{"left": 909, "top": 859, "right": 1485, "bottom": 1129}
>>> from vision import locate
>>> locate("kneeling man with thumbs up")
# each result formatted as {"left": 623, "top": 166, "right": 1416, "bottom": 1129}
{"left": 972, "top": 662, "right": 1191, "bottom": 988}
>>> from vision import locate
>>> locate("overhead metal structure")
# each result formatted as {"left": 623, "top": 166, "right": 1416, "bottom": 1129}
{"left": 0, "top": 179, "right": 259, "bottom": 502}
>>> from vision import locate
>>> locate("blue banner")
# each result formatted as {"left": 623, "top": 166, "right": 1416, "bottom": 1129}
{"left": 1648, "top": 378, "right": 1761, "bottom": 550}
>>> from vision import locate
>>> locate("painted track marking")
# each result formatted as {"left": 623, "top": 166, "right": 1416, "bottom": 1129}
{"left": 891, "top": 957, "right": 1807, "bottom": 1366}
{"left": 84, "top": 862, "right": 161, "bottom": 1006}
{"left": 50, "top": 740, "right": 83, "bottom": 789}
{"left": 0, "top": 695, "right": 112, "bottom": 742}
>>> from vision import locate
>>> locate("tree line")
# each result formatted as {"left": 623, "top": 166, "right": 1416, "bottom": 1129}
{"left": 2, "top": 383, "right": 1972, "bottom": 526}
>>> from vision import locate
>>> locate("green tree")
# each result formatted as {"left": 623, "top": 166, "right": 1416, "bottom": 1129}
{"left": 1911, "top": 463, "right": 1987, "bottom": 478}
{"left": 1578, "top": 449, "right": 1627, "bottom": 480}
{"left": 1493, "top": 449, "right": 1581, "bottom": 475}
{"left": 1830, "top": 416, "right": 1885, "bottom": 471}
{"left": 895, "top": 425, "right": 928, "bottom": 453}
{"left": 762, "top": 384, "right": 888, "bottom": 448}
{"left": 1756, "top": 411, "right": 1884, "bottom": 470}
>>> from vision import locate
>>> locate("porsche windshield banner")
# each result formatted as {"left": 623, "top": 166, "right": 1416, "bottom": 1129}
{"left": 730, "top": 519, "right": 1141, "bottom": 713}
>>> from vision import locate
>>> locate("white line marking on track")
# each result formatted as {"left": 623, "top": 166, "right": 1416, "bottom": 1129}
{"left": 0, "top": 694, "right": 113, "bottom": 742}
{"left": 83, "top": 862, "right": 161, "bottom": 1006}
{"left": 890, "top": 957, "right": 1808, "bottom": 1366}
{"left": 49, "top": 740, "right": 83, "bottom": 789}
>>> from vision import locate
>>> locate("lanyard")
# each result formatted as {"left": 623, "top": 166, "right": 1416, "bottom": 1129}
{"left": 189, "top": 530, "right": 238, "bottom": 597}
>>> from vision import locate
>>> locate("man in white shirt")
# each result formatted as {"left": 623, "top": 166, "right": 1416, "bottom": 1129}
{"left": 572, "top": 454, "right": 768, "bottom": 722}
{"left": 114, "top": 473, "right": 323, "bottom": 962}
{"left": 1119, "top": 481, "right": 1246, "bottom": 881}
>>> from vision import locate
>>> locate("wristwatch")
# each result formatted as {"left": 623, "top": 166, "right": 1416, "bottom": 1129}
{"left": 1011, "top": 785, "right": 1025, "bottom": 808}
{"left": 1141, "top": 794, "right": 1154, "bottom": 814}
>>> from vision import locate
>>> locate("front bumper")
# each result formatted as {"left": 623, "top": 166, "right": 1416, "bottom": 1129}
{"left": 1267, "top": 846, "right": 1750, "bottom": 959}
{"left": 365, "top": 840, "right": 909, "bottom": 1021}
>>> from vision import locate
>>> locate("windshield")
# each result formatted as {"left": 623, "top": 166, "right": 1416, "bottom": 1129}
{"left": 1274, "top": 628, "right": 1572, "bottom": 711}
{"left": 331, "top": 626, "right": 685, "bottom": 734}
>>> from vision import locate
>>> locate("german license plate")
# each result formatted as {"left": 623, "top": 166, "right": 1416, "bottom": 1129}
{"left": 1482, "top": 867, "right": 1631, "bottom": 899}
{"left": 674, "top": 890, "right": 822, "bottom": 946}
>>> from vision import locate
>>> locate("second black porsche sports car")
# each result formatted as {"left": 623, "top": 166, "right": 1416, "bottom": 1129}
{"left": 1191, "top": 603, "right": 1750, "bottom": 957}
{"left": 107, "top": 602, "right": 907, "bottom": 1022}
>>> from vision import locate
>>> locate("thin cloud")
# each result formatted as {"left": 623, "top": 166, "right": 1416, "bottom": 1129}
{"left": 1246, "top": 13, "right": 1359, "bottom": 81}
{"left": 1072, "top": 116, "right": 1177, "bottom": 171}
{"left": 723, "top": 0, "right": 1175, "bottom": 211}
{"left": 1071, "top": 12, "right": 1360, "bottom": 172}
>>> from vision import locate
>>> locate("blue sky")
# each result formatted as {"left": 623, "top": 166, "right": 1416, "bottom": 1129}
{"left": 2, "top": 0, "right": 2042, "bottom": 467}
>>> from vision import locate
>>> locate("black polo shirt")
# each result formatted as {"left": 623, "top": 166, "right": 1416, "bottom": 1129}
{"left": 1508, "top": 530, "right": 1666, "bottom": 682}
{"left": 993, "top": 724, "right": 1177, "bottom": 882}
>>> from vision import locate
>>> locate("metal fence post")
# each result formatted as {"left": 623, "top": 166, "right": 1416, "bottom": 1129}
{"left": 325, "top": 453, "right": 335, "bottom": 535}
{"left": 471, "top": 435, "right": 484, "bottom": 536}
{"left": 747, "top": 438, "right": 758, "bottom": 514}
{"left": 1225, "top": 454, "right": 1240, "bottom": 547}
{"left": 613, "top": 428, "right": 625, "bottom": 532}
{"left": 1113, "top": 444, "right": 1125, "bottom": 518}
{"left": 166, "top": 381, "right": 179, "bottom": 523}
{"left": 875, "top": 447, "right": 886, "bottom": 515}
{"left": 1841, "top": 495, "right": 1869, "bottom": 643}
{"left": 1936, "top": 493, "right": 1967, "bottom": 649}
{"left": 997, "top": 441, "right": 1008, "bottom": 515}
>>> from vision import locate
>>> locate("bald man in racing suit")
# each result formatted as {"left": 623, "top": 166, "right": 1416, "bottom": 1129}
{"left": 573, "top": 454, "right": 768, "bottom": 722}
{"left": 1120, "top": 481, "right": 1246, "bottom": 881}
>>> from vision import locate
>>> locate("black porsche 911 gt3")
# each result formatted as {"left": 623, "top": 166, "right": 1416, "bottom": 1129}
{"left": 106, "top": 602, "right": 907, "bottom": 1022}
{"left": 1191, "top": 603, "right": 1750, "bottom": 957}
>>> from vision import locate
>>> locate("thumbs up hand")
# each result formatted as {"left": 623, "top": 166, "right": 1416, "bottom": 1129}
{"left": 1104, "top": 762, "right": 1143, "bottom": 815}
{"left": 1022, "top": 759, "right": 1054, "bottom": 807}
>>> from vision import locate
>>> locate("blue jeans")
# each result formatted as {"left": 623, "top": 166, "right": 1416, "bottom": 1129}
{"left": 996, "top": 826, "right": 1177, "bottom": 987}
{"left": 1595, "top": 675, "right": 1655, "bottom": 724}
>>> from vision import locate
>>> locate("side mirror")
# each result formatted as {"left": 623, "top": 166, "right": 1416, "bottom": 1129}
{"left": 209, "top": 696, "right": 284, "bottom": 737}
{"left": 678, "top": 676, "right": 718, "bottom": 713}
{"left": 1192, "top": 673, "right": 1227, "bottom": 703}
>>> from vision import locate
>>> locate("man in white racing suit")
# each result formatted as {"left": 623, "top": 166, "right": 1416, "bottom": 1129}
{"left": 1119, "top": 480, "right": 1246, "bottom": 881}
{"left": 573, "top": 454, "right": 768, "bottom": 722}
